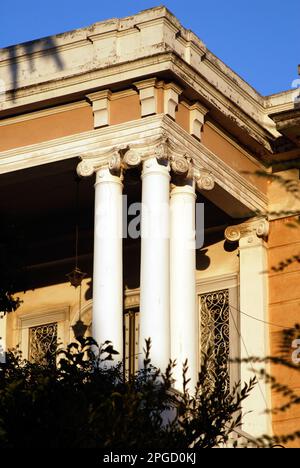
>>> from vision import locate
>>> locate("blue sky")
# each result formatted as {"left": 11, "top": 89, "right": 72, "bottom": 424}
{"left": 0, "top": 0, "right": 299, "bottom": 96}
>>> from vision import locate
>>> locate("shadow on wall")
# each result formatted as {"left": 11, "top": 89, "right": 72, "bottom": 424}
{"left": 7, "top": 37, "right": 64, "bottom": 100}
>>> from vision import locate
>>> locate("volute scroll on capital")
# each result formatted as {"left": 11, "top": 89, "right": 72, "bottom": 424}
{"left": 76, "top": 147, "right": 122, "bottom": 178}
{"left": 225, "top": 218, "right": 270, "bottom": 243}
{"left": 194, "top": 168, "right": 215, "bottom": 191}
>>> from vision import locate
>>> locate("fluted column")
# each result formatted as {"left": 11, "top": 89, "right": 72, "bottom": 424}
{"left": 139, "top": 157, "right": 171, "bottom": 371}
{"left": 170, "top": 180, "right": 197, "bottom": 391}
{"left": 77, "top": 152, "right": 123, "bottom": 360}
{"left": 225, "top": 218, "right": 271, "bottom": 437}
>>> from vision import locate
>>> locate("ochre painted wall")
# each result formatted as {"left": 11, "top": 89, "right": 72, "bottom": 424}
{"left": 110, "top": 94, "right": 141, "bottom": 125}
{"left": 0, "top": 106, "right": 94, "bottom": 151}
{"left": 175, "top": 103, "right": 189, "bottom": 132}
{"left": 269, "top": 217, "right": 300, "bottom": 447}
{"left": 202, "top": 123, "right": 268, "bottom": 194}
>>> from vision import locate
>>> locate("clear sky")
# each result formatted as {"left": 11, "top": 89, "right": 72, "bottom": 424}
{"left": 0, "top": 0, "right": 299, "bottom": 96}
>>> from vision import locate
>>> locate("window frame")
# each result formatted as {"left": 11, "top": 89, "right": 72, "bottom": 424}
{"left": 18, "top": 307, "right": 70, "bottom": 360}
{"left": 197, "top": 273, "right": 240, "bottom": 388}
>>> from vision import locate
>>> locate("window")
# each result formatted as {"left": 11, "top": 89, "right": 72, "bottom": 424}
{"left": 200, "top": 289, "right": 230, "bottom": 391}
{"left": 18, "top": 307, "right": 69, "bottom": 361}
{"left": 197, "top": 274, "right": 240, "bottom": 389}
{"left": 29, "top": 322, "right": 58, "bottom": 364}
{"left": 124, "top": 309, "right": 139, "bottom": 376}
{"left": 124, "top": 289, "right": 140, "bottom": 376}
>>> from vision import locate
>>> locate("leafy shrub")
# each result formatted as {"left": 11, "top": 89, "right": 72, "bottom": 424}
{"left": 0, "top": 338, "right": 254, "bottom": 448}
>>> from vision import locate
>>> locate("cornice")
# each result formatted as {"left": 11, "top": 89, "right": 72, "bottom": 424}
{"left": 0, "top": 51, "right": 277, "bottom": 154}
{"left": 0, "top": 7, "right": 283, "bottom": 149}
{"left": 168, "top": 57, "right": 278, "bottom": 149}
{"left": 0, "top": 114, "right": 268, "bottom": 214}
{"left": 0, "top": 53, "right": 171, "bottom": 111}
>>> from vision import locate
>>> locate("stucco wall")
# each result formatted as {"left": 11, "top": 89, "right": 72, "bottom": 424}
{"left": 6, "top": 279, "right": 92, "bottom": 352}
{"left": 196, "top": 239, "right": 239, "bottom": 280}
{"left": 110, "top": 93, "right": 141, "bottom": 125}
{"left": 0, "top": 105, "right": 94, "bottom": 151}
{"left": 268, "top": 217, "right": 300, "bottom": 447}
{"left": 202, "top": 123, "right": 267, "bottom": 194}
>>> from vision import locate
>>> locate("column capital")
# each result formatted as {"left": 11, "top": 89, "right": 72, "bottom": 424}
{"left": 225, "top": 217, "right": 269, "bottom": 244}
{"left": 77, "top": 147, "right": 123, "bottom": 178}
{"left": 77, "top": 134, "right": 216, "bottom": 192}
{"left": 194, "top": 168, "right": 215, "bottom": 191}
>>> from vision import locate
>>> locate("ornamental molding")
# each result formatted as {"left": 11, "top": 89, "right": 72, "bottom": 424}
{"left": 225, "top": 217, "right": 269, "bottom": 243}
{"left": 77, "top": 132, "right": 215, "bottom": 190}
{"left": 194, "top": 168, "right": 215, "bottom": 191}
{"left": 124, "top": 288, "right": 140, "bottom": 310}
{"left": 0, "top": 6, "right": 279, "bottom": 147}
{"left": 0, "top": 114, "right": 267, "bottom": 214}
{"left": 77, "top": 147, "right": 121, "bottom": 177}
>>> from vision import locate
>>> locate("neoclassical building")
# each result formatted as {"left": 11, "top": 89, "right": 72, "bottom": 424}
{"left": 0, "top": 6, "right": 299, "bottom": 446}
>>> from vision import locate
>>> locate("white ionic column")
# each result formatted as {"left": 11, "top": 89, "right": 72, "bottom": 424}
{"left": 77, "top": 153, "right": 124, "bottom": 362}
{"left": 93, "top": 167, "right": 123, "bottom": 359}
{"left": 170, "top": 182, "right": 198, "bottom": 392}
{"left": 0, "top": 312, "right": 7, "bottom": 364}
{"left": 139, "top": 157, "right": 170, "bottom": 371}
{"left": 225, "top": 218, "right": 271, "bottom": 437}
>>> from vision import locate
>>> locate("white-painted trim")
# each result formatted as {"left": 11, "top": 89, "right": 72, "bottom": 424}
{"left": 196, "top": 272, "right": 239, "bottom": 293}
{"left": 0, "top": 114, "right": 268, "bottom": 214}
{"left": 17, "top": 306, "right": 70, "bottom": 359}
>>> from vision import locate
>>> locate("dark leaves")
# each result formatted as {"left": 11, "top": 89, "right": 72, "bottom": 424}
{"left": 0, "top": 338, "right": 253, "bottom": 449}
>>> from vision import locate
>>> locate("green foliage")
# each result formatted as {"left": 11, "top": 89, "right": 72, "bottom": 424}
{"left": 0, "top": 338, "right": 254, "bottom": 449}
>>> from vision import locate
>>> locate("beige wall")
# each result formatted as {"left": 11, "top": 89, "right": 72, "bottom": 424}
{"left": 6, "top": 240, "right": 238, "bottom": 352}
{"left": 7, "top": 279, "right": 92, "bottom": 353}
{"left": 196, "top": 239, "right": 239, "bottom": 281}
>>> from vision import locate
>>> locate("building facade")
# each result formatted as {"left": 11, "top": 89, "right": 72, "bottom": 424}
{"left": 0, "top": 6, "right": 299, "bottom": 446}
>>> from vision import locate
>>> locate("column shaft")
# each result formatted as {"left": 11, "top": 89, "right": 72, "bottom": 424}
{"left": 170, "top": 184, "right": 198, "bottom": 392}
{"left": 139, "top": 157, "right": 170, "bottom": 371}
{"left": 93, "top": 168, "right": 123, "bottom": 360}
